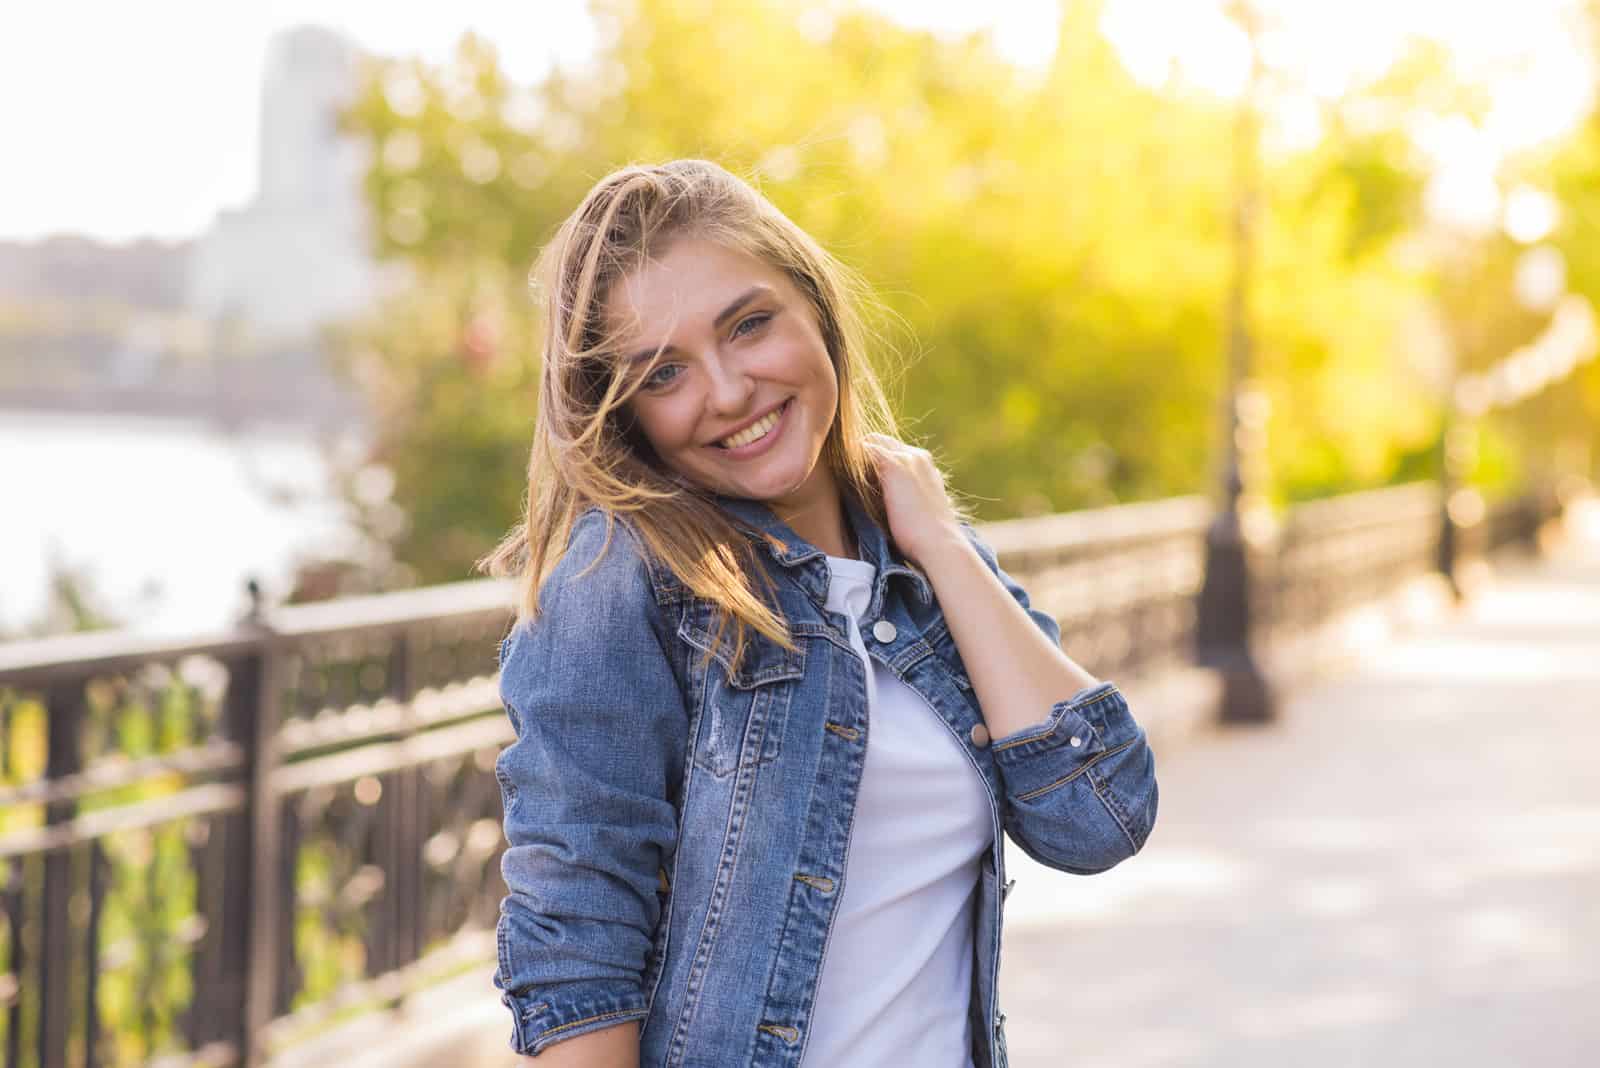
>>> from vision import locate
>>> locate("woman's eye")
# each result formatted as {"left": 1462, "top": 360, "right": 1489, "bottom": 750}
{"left": 732, "top": 313, "right": 771, "bottom": 339}
{"left": 643, "top": 363, "right": 682, "bottom": 390}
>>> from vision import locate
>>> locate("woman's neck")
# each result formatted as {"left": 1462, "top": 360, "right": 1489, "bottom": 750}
{"left": 773, "top": 490, "right": 856, "bottom": 561}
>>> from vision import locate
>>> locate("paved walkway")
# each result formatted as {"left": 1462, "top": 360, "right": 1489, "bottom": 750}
{"left": 999, "top": 504, "right": 1600, "bottom": 1067}
{"left": 316, "top": 506, "right": 1600, "bottom": 1068}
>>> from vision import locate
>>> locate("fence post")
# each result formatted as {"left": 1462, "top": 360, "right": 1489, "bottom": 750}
{"left": 1437, "top": 416, "right": 1466, "bottom": 600}
{"left": 228, "top": 588, "right": 285, "bottom": 1068}
{"left": 39, "top": 681, "right": 85, "bottom": 1068}
{"left": 391, "top": 630, "right": 425, "bottom": 972}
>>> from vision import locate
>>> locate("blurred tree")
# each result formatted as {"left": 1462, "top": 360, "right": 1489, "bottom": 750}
{"left": 339, "top": 0, "right": 1468, "bottom": 585}
{"left": 1532, "top": 38, "right": 1600, "bottom": 489}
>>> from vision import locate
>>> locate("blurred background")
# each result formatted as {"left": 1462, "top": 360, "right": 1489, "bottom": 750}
{"left": 6, "top": 0, "right": 1599, "bottom": 640}
{"left": 1, "top": 1, "right": 1597, "bottom": 1065}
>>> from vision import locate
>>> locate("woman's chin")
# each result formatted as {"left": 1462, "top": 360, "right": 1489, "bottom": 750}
{"left": 674, "top": 440, "right": 824, "bottom": 503}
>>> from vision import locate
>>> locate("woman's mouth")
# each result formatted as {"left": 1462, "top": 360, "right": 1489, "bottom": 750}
{"left": 711, "top": 398, "right": 790, "bottom": 458}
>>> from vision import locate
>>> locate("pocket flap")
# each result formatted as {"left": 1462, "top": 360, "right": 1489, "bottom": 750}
{"left": 678, "top": 600, "right": 805, "bottom": 688}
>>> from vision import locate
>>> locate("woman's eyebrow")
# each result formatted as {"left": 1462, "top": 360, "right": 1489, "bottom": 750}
{"left": 623, "top": 284, "right": 774, "bottom": 365}
{"left": 709, "top": 284, "right": 776, "bottom": 329}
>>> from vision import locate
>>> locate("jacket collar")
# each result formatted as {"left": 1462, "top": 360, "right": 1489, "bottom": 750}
{"left": 710, "top": 489, "right": 934, "bottom": 619}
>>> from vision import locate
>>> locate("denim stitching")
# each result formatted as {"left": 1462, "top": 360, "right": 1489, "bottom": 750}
{"left": 992, "top": 684, "right": 1121, "bottom": 753}
{"left": 495, "top": 921, "right": 513, "bottom": 995}
{"left": 536, "top": 1007, "right": 645, "bottom": 1037}
{"left": 923, "top": 619, "right": 975, "bottom": 691}
{"left": 646, "top": 746, "right": 697, "bottom": 1023}
{"left": 1013, "top": 739, "right": 1137, "bottom": 802}
{"left": 1089, "top": 765, "right": 1141, "bottom": 851}
{"left": 666, "top": 734, "right": 762, "bottom": 1063}
{"left": 676, "top": 611, "right": 805, "bottom": 689}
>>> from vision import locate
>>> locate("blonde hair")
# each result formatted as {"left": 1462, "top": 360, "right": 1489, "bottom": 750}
{"left": 478, "top": 159, "right": 922, "bottom": 673}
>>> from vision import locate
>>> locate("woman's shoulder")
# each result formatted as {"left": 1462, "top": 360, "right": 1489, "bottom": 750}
{"left": 536, "top": 506, "right": 661, "bottom": 604}
{"left": 526, "top": 505, "right": 687, "bottom": 616}
{"left": 566, "top": 505, "right": 684, "bottom": 597}
{"left": 499, "top": 507, "right": 676, "bottom": 671}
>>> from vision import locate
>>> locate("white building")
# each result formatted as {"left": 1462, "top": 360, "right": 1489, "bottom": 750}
{"left": 186, "top": 25, "right": 380, "bottom": 345}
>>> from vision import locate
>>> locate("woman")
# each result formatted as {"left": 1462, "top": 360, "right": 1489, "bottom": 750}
{"left": 480, "top": 159, "right": 1158, "bottom": 1067}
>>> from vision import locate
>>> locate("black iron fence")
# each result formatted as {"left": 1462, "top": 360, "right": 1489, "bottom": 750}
{"left": 0, "top": 582, "right": 512, "bottom": 1068}
{"left": 1262, "top": 482, "right": 1445, "bottom": 634}
{"left": 979, "top": 495, "right": 1212, "bottom": 680}
{"left": 0, "top": 482, "right": 1556, "bottom": 1067}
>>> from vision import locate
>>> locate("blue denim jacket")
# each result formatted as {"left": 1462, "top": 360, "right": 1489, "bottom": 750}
{"left": 493, "top": 492, "right": 1159, "bottom": 1066}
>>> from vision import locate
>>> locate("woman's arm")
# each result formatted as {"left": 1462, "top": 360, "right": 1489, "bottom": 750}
{"left": 518, "top": 1020, "right": 640, "bottom": 1066}
{"left": 494, "top": 510, "right": 685, "bottom": 1057}
{"left": 917, "top": 527, "right": 1099, "bottom": 741}
{"left": 863, "top": 433, "right": 1157, "bottom": 872}
{"left": 920, "top": 522, "right": 1159, "bottom": 874}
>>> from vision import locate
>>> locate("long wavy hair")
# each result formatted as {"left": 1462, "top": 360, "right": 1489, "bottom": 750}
{"left": 478, "top": 159, "right": 921, "bottom": 672}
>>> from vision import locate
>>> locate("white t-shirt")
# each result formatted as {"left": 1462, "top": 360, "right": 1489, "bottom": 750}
{"left": 801, "top": 555, "right": 994, "bottom": 1068}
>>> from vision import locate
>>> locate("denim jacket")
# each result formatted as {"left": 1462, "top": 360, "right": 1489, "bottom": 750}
{"left": 493, "top": 491, "right": 1159, "bottom": 1066}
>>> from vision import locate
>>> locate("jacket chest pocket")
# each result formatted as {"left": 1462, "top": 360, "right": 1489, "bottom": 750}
{"left": 679, "top": 603, "right": 806, "bottom": 778}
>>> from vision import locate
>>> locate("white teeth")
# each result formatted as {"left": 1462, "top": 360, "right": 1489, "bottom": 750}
{"left": 718, "top": 402, "right": 784, "bottom": 449}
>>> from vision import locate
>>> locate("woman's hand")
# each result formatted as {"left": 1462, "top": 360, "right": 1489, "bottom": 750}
{"left": 862, "top": 433, "right": 965, "bottom": 570}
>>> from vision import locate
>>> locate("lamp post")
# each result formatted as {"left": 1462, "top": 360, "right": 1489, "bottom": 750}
{"left": 1436, "top": 189, "right": 1589, "bottom": 595}
{"left": 1197, "top": 0, "right": 1275, "bottom": 724}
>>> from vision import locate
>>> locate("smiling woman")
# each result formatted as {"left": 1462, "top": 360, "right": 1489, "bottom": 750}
{"left": 476, "top": 160, "right": 1157, "bottom": 1068}
{"left": 606, "top": 237, "right": 846, "bottom": 552}
{"left": 481, "top": 159, "right": 905, "bottom": 660}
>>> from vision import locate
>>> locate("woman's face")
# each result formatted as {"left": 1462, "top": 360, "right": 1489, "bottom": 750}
{"left": 608, "top": 236, "right": 841, "bottom": 514}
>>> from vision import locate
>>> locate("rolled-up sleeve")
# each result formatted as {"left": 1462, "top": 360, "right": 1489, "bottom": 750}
{"left": 959, "top": 523, "right": 1159, "bottom": 875}
{"left": 492, "top": 512, "right": 687, "bottom": 1056}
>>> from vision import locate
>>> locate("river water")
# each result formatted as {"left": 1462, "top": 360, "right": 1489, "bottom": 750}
{"left": 0, "top": 409, "right": 363, "bottom": 639}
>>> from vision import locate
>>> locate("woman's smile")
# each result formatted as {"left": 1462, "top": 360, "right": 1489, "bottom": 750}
{"left": 710, "top": 397, "right": 791, "bottom": 456}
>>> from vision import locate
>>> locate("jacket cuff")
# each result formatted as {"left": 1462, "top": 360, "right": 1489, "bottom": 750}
{"left": 497, "top": 978, "right": 647, "bottom": 1057}
{"left": 990, "top": 681, "right": 1134, "bottom": 794}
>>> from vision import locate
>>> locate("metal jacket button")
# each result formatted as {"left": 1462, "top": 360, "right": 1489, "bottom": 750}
{"left": 871, "top": 619, "right": 896, "bottom": 643}
{"left": 970, "top": 722, "right": 990, "bottom": 747}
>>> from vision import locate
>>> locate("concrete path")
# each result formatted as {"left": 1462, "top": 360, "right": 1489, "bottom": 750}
{"left": 318, "top": 506, "right": 1600, "bottom": 1068}
{"left": 999, "top": 504, "right": 1600, "bottom": 1067}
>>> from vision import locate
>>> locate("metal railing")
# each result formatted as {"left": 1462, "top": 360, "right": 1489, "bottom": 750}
{"left": 979, "top": 495, "right": 1212, "bottom": 680}
{"left": 0, "top": 581, "right": 513, "bottom": 1068}
{"left": 0, "top": 482, "right": 1555, "bottom": 1067}
{"left": 1262, "top": 482, "right": 1444, "bottom": 635}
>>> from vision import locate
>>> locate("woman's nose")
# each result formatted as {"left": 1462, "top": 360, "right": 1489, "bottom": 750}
{"left": 704, "top": 353, "right": 755, "bottom": 415}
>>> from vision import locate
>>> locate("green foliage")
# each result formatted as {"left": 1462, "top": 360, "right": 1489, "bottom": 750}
{"left": 1534, "top": 111, "right": 1600, "bottom": 484}
{"left": 336, "top": 0, "right": 1528, "bottom": 584}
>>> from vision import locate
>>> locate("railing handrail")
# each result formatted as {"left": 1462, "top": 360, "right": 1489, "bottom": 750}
{"left": 0, "top": 576, "right": 518, "bottom": 685}
{"left": 1279, "top": 481, "right": 1439, "bottom": 537}
{"left": 972, "top": 494, "right": 1211, "bottom": 558}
